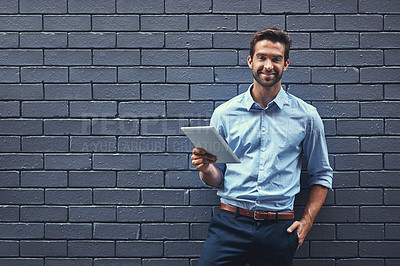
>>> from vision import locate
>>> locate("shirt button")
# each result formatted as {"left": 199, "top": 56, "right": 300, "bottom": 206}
{"left": 260, "top": 166, "right": 264, "bottom": 171}
{"left": 262, "top": 127, "right": 266, "bottom": 132}
{"left": 258, "top": 186, "right": 262, "bottom": 190}
{"left": 257, "top": 200, "right": 261, "bottom": 204}
{"left": 261, "top": 147, "right": 266, "bottom": 152}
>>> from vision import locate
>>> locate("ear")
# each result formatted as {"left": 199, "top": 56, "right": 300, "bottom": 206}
{"left": 247, "top": 55, "right": 253, "bottom": 69}
{"left": 283, "top": 59, "right": 290, "bottom": 71}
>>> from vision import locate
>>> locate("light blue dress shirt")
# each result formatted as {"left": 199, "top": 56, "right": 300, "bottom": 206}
{"left": 208, "top": 85, "right": 333, "bottom": 212}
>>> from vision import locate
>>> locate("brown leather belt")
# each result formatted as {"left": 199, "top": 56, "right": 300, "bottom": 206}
{"left": 220, "top": 203, "right": 294, "bottom": 221}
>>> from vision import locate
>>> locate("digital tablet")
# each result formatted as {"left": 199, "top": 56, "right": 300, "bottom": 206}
{"left": 181, "top": 126, "right": 241, "bottom": 164}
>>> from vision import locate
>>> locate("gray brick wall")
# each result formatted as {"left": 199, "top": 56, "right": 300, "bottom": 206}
{"left": 0, "top": 0, "right": 399, "bottom": 265}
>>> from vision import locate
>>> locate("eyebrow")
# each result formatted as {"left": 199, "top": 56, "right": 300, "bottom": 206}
{"left": 255, "top": 53, "right": 283, "bottom": 59}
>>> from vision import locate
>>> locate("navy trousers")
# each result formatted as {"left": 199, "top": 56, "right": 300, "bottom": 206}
{"left": 198, "top": 210, "right": 298, "bottom": 266}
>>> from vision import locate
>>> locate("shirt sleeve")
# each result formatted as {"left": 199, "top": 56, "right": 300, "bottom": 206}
{"left": 302, "top": 109, "right": 333, "bottom": 190}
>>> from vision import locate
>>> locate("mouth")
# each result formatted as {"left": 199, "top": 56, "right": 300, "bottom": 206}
{"left": 259, "top": 72, "right": 276, "bottom": 77}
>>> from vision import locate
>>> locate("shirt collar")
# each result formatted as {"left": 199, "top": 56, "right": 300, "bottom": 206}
{"left": 244, "top": 84, "right": 288, "bottom": 111}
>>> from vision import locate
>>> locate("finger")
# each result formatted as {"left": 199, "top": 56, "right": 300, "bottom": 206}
{"left": 287, "top": 221, "right": 300, "bottom": 233}
{"left": 193, "top": 148, "right": 206, "bottom": 154}
{"left": 191, "top": 153, "right": 217, "bottom": 162}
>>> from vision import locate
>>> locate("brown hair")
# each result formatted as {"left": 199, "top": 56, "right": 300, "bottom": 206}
{"left": 249, "top": 28, "right": 292, "bottom": 61}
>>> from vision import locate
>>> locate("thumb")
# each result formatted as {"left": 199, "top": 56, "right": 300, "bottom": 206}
{"left": 287, "top": 221, "right": 300, "bottom": 233}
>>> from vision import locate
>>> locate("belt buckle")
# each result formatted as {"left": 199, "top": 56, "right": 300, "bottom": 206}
{"left": 253, "top": 211, "right": 264, "bottom": 221}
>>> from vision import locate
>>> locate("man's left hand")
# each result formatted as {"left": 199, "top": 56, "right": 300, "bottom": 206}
{"left": 286, "top": 219, "right": 312, "bottom": 250}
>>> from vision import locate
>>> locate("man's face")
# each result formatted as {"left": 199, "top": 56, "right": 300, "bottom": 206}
{"left": 247, "top": 39, "right": 289, "bottom": 88}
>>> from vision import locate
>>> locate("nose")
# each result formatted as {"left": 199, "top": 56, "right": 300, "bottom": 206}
{"left": 264, "top": 59, "right": 273, "bottom": 71}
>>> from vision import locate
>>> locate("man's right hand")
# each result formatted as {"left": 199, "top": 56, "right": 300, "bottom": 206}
{"left": 191, "top": 148, "right": 217, "bottom": 173}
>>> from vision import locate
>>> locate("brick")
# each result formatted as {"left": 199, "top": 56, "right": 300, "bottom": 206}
{"left": 384, "top": 189, "right": 400, "bottom": 205}
{"left": 282, "top": 67, "right": 311, "bottom": 83}
{"left": 287, "top": 85, "right": 334, "bottom": 101}
{"left": 167, "top": 67, "right": 214, "bottom": 83}
{"left": 384, "top": 154, "right": 400, "bottom": 170}
{"left": 22, "top": 136, "right": 68, "bottom": 152}
{"left": 118, "top": 137, "right": 165, "bottom": 153}
{"left": 287, "top": 15, "right": 334, "bottom": 31}
{"left": 312, "top": 67, "right": 359, "bottom": 84}
{"left": 142, "top": 259, "right": 188, "bottom": 266}
{"left": 44, "top": 15, "right": 91, "bottom": 31}
{"left": 44, "top": 50, "right": 91, "bottom": 66}
{"left": 0, "top": 154, "right": 43, "bottom": 170}
{"left": 21, "top": 171, "right": 66, "bottom": 188}
{"left": 310, "top": 0, "right": 357, "bottom": 13}
{"left": 21, "top": 67, "right": 68, "bottom": 83}
{"left": 337, "top": 259, "right": 384, "bottom": 266}
{"left": 45, "top": 84, "right": 91, "bottom": 100}
{"left": 315, "top": 206, "right": 360, "bottom": 223}
{"left": 21, "top": 206, "right": 68, "bottom": 222}
{"left": 22, "top": 101, "right": 68, "bottom": 118}
{"left": 326, "top": 137, "right": 359, "bottom": 153}
{"left": 93, "top": 84, "right": 139, "bottom": 100}
{"left": 118, "top": 67, "right": 165, "bottom": 83}
{"left": 70, "top": 101, "right": 117, "bottom": 118}
{"left": 0, "top": 49, "right": 42, "bottom": 65}
{"left": 93, "top": 49, "right": 140, "bottom": 66}
{"left": 335, "top": 154, "right": 383, "bottom": 171}
{"left": 117, "top": 0, "right": 164, "bottom": 13}
{"left": 361, "top": 67, "right": 400, "bottom": 83}
{"left": 117, "top": 241, "right": 163, "bottom": 257}
{"left": 47, "top": 259, "right": 92, "bottom": 266}
{"left": 0, "top": 67, "right": 19, "bottom": 83}
{"left": 167, "top": 101, "right": 213, "bottom": 118}
{"left": 261, "top": 0, "right": 309, "bottom": 13}
{"left": 20, "top": 0, "right": 66, "bottom": 13}
{"left": 70, "top": 67, "right": 117, "bottom": 83}
{"left": 94, "top": 259, "right": 141, "bottom": 266}
{"left": 92, "top": 118, "right": 139, "bottom": 136}
{"left": 20, "top": 32, "right": 66, "bottom": 48}
{"left": 69, "top": 171, "right": 115, "bottom": 188}
{"left": 71, "top": 136, "right": 116, "bottom": 152}
{"left": 359, "top": 241, "right": 400, "bottom": 257}
{"left": 0, "top": 33, "right": 18, "bottom": 48}
{"left": 20, "top": 241, "right": 67, "bottom": 257}
{"left": 385, "top": 84, "right": 400, "bottom": 99}
{"left": 44, "top": 119, "right": 90, "bottom": 135}
{"left": 142, "top": 84, "right": 188, "bottom": 100}
{"left": 385, "top": 15, "right": 400, "bottom": 31}
{"left": 117, "top": 206, "right": 163, "bottom": 222}
{"left": 45, "top": 154, "right": 91, "bottom": 170}
{"left": 167, "top": 136, "right": 193, "bottom": 152}
{"left": 142, "top": 223, "right": 189, "bottom": 240}
{"left": 305, "top": 224, "right": 335, "bottom": 240}
{"left": 0, "top": 101, "right": 19, "bottom": 117}
{"left": 361, "top": 171, "right": 400, "bottom": 187}
{"left": 336, "top": 15, "right": 383, "bottom": 31}
{"left": 215, "top": 67, "right": 252, "bottom": 83}
{"left": 168, "top": 0, "right": 212, "bottom": 13}
{"left": 0, "top": 171, "right": 19, "bottom": 187}
{"left": 386, "top": 119, "right": 400, "bottom": 134}
{"left": 142, "top": 15, "right": 187, "bottom": 31}
{"left": 386, "top": 224, "right": 400, "bottom": 240}
{"left": 0, "top": 241, "right": 18, "bottom": 256}
{"left": 45, "top": 189, "right": 92, "bottom": 205}
{"left": 68, "top": 241, "right": 115, "bottom": 257}
{"left": 361, "top": 206, "right": 400, "bottom": 222}
{"left": 290, "top": 50, "right": 334, "bottom": 67}
{"left": 69, "top": 206, "right": 116, "bottom": 222}
{"left": 336, "top": 85, "right": 383, "bottom": 100}
{"left": 337, "top": 50, "right": 383, "bottom": 66}
{"left": 165, "top": 241, "right": 203, "bottom": 257}
{"left": 322, "top": 119, "right": 336, "bottom": 136}
{"left": 361, "top": 137, "right": 400, "bottom": 152}
{"left": 165, "top": 206, "right": 212, "bottom": 222}
{"left": 93, "top": 154, "right": 139, "bottom": 170}
{"left": 189, "top": 15, "right": 236, "bottom": 31}
{"left": 311, "top": 33, "right": 359, "bottom": 48}
{"left": 94, "top": 188, "right": 140, "bottom": 205}
{"left": 92, "top": 15, "right": 139, "bottom": 31}
{"left": 213, "top": 32, "right": 253, "bottom": 49}
{"left": 94, "top": 223, "right": 139, "bottom": 240}
{"left": 290, "top": 33, "right": 310, "bottom": 49}
{"left": 385, "top": 50, "right": 400, "bottom": 66}
{"left": 0, "top": 259, "right": 43, "bottom": 266}
{"left": 0, "top": 15, "right": 42, "bottom": 31}
{"left": 117, "top": 33, "right": 164, "bottom": 48}
{"left": 119, "top": 101, "right": 165, "bottom": 118}
{"left": 143, "top": 50, "right": 188, "bottom": 66}
{"left": 190, "top": 50, "right": 236, "bottom": 66}
{"left": 141, "top": 119, "right": 188, "bottom": 136}
{"left": 213, "top": 0, "right": 259, "bottom": 13}
{"left": 141, "top": 154, "right": 188, "bottom": 170}
{"left": 238, "top": 15, "right": 285, "bottom": 31}
{"left": 310, "top": 241, "right": 357, "bottom": 257}
{"left": 0, "top": 119, "right": 42, "bottom": 135}
{"left": 191, "top": 84, "right": 237, "bottom": 101}
{"left": 0, "top": 0, "right": 18, "bottom": 13}
{"left": 361, "top": 101, "right": 400, "bottom": 117}
{"left": 142, "top": 189, "right": 189, "bottom": 205}
{"left": 190, "top": 223, "right": 208, "bottom": 239}
{"left": 360, "top": 0, "right": 400, "bottom": 13}
{"left": 117, "top": 171, "right": 164, "bottom": 188}
{"left": 312, "top": 101, "right": 359, "bottom": 118}
{"left": 361, "top": 33, "right": 400, "bottom": 48}
{"left": 336, "top": 189, "right": 383, "bottom": 205}
{"left": 0, "top": 223, "right": 44, "bottom": 239}
{"left": 190, "top": 189, "right": 219, "bottom": 205}
{"left": 165, "top": 33, "right": 212, "bottom": 48}
{"left": 337, "top": 119, "right": 384, "bottom": 135}
{"left": 68, "top": 0, "right": 114, "bottom": 13}
{"left": 68, "top": 33, "right": 115, "bottom": 48}
{"left": 387, "top": 259, "right": 400, "bottom": 266}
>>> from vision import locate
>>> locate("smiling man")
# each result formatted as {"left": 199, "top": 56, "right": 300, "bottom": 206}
{"left": 191, "top": 28, "right": 333, "bottom": 266}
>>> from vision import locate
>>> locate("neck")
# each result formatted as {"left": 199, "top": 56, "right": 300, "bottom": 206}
{"left": 251, "top": 82, "right": 281, "bottom": 109}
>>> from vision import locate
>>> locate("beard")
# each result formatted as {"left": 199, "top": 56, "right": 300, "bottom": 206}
{"left": 252, "top": 69, "right": 283, "bottom": 88}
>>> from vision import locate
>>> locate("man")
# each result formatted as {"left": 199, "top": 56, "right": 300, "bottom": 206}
{"left": 191, "top": 28, "right": 333, "bottom": 266}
